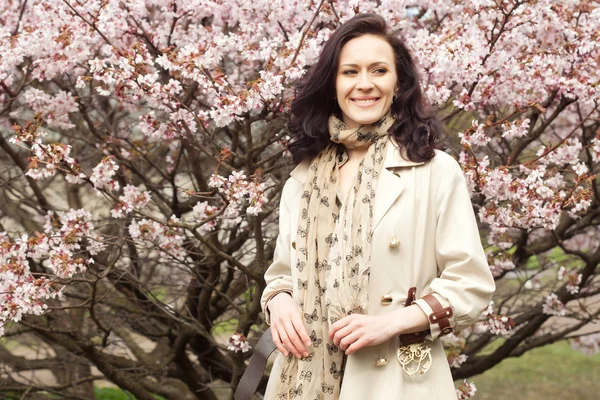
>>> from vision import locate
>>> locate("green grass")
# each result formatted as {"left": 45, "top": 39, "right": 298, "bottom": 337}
{"left": 95, "top": 388, "right": 166, "bottom": 400}
{"left": 470, "top": 341, "right": 600, "bottom": 400}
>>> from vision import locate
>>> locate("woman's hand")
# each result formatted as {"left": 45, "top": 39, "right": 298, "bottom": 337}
{"left": 328, "top": 306, "right": 429, "bottom": 355}
{"left": 268, "top": 293, "right": 312, "bottom": 358}
{"left": 328, "top": 314, "right": 400, "bottom": 355}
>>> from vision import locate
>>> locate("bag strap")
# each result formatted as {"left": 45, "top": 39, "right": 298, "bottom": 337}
{"left": 234, "top": 329, "right": 277, "bottom": 400}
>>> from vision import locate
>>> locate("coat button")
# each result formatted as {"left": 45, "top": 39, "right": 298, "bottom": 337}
{"left": 375, "top": 358, "right": 388, "bottom": 367}
{"left": 388, "top": 234, "right": 400, "bottom": 248}
{"left": 380, "top": 294, "right": 393, "bottom": 305}
{"left": 292, "top": 241, "right": 296, "bottom": 249}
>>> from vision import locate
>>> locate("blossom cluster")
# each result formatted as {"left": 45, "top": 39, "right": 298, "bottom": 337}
{"left": 478, "top": 301, "right": 515, "bottom": 336}
{"left": 191, "top": 201, "right": 220, "bottom": 235}
{"left": 128, "top": 217, "right": 186, "bottom": 262}
{"left": 441, "top": 331, "right": 471, "bottom": 369}
{"left": 90, "top": 157, "right": 120, "bottom": 192}
{"left": 0, "top": 208, "right": 104, "bottom": 335}
{"left": 570, "top": 333, "right": 600, "bottom": 356}
{"left": 111, "top": 185, "right": 152, "bottom": 218}
{"left": 456, "top": 380, "right": 477, "bottom": 400}
{"left": 557, "top": 266, "right": 583, "bottom": 295}
{"left": 463, "top": 149, "right": 592, "bottom": 236}
{"left": 209, "top": 171, "right": 269, "bottom": 217}
{"left": 227, "top": 333, "right": 251, "bottom": 353}
{"left": 9, "top": 123, "right": 78, "bottom": 181}
{"left": 542, "top": 293, "right": 567, "bottom": 317}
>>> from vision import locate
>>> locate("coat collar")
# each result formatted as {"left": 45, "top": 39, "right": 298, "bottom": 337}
{"left": 289, "top": 138, "right": 424, "bottom": 183}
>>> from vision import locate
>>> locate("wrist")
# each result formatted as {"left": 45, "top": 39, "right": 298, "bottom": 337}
{"left": 267, "top": 290, "right": 292, "bottom": 310}
{"left": 390, "top": 305, "right": 430, "bottom": 335}
{"left": 389, "top": 308, "right": 408, "bottom": 336}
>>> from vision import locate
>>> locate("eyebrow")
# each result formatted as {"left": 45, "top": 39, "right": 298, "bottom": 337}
{"left": 339, "top": 62, "right": 391, "bottom": 68}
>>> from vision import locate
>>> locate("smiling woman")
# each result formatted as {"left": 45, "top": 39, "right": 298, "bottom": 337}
{"left": 287, "top": 13, "right": 443, "bottom": 166}
{"left": 259, "top": 13, "right": 495, "bottom": 400}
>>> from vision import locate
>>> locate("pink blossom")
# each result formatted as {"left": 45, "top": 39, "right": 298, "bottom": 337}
{"left": 542, "top": 293, "right": 566, "bottom": 316}
{"left": 524, "top": 275, "right": 541, "bottom": 290}
{"left": 565, "top": 272, "right": 582, "bottom": 295}
{"left": 111, "top": 185, "right": 152, "bottom": 218}
{"left": 570, "top": 333, "right": 600, "bottom": 356}
{"left": 458, "top": 120, "right": 491, "bottom": 148}
{"left": 590, "top": 138, "right": 600, "bottom": 162}
{"left": 192, "top": 201, "right": 219, "bottom": 234}
{"left": 227, "top": 333, "right": 251, "bottom": 353}
{"left": 456, "top": 380, "right": 477, "bottom": 400}
{"left": 448, "top": 353, "right": 468, "bottom": 368}
{"left": 489, "top": 258, "right": 515, "bottom": 277}
{"left": 208, "top": 173, "right": 227, "bottom": 189}
{"left": 572, "top": 162, "right": 588, "bottom": 176}
{"left": 90, "top": 157, "right": 120, "bottom": 191}
{"left": 501, "top": 119, "right": 530, "bottom": 140}
{"left": 21, "top": 88, "right": 78, "bottom": 129}
{"left": 480, "top": 301, "right": 514, "bottom": 336}
{"left": 536, "top": 138, "right": 582, "bottom": 167}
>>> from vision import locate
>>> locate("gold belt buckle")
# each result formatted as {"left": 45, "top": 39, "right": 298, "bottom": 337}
{"left": 397, "top": 342, "right": 432, "bottom": 376}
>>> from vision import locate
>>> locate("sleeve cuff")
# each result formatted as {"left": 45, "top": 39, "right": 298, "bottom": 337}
{"left": 413, "top": 292, "right": 456, "bottom": 341}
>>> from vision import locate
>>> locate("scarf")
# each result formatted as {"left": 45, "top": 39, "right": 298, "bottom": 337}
{"left": 274, "top": 113, "right": 395, "bottom": 400}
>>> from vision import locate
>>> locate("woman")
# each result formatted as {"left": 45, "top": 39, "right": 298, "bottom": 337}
{"left": 260, "top": 13, "right": 495, "bottom": 400}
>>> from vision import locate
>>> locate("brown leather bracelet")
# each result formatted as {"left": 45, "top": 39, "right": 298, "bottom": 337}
{"left": 421, "top": 293, "right": 454, "bottom": 336}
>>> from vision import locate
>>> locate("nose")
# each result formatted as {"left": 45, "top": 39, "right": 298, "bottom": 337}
{"left": 356, "top": 71, "right": 374, "bottom": 90}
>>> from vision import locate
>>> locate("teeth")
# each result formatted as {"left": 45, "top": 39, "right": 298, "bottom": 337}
{"left": 354, "top": 99, "right": 378, "bottom": 103}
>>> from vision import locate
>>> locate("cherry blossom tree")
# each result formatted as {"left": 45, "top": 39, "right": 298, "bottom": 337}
{"left": 1, "top": 0, "right": 599, "bottom": 399}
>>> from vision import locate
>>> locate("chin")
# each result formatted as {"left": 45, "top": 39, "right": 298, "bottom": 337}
{"left": 346, "top": 112, "right": 387, "bottom": 126}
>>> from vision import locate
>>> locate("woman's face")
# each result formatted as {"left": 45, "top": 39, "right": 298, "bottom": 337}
{"left": 335, "top": 34, "right": 398, "bottom": 129}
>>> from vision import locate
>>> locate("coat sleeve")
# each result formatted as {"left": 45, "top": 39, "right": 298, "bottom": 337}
{"left": 260, "top": 178, "right": 295, "bottom": 325}
{"left": 413, "top": 155, "right": 496, "bottom": 340}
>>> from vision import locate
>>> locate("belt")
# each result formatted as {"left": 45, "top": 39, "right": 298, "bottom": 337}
{"left": 234, "top": 329, "right": 277, "bottom": 400}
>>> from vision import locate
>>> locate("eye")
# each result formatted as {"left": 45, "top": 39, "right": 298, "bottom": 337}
{"left": 342, "top": 69, "right": 357, "bottom": 75}
{"left": 374, "top": 68, "right": 387, "bottom": 74}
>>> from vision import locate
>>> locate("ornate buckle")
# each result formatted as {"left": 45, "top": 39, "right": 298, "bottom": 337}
{"left": 397, "top": 342, "right": 432, "bottom": 376}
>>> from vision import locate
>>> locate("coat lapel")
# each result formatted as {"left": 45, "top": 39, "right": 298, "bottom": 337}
{"left": 288, "top": 139, "right": 425, "bottom": 231}
{"left": 371, "top": 140, "right": 424, "bottom": 231}
{"left": 371, "top": 167, "right": 404, "bottom": 232}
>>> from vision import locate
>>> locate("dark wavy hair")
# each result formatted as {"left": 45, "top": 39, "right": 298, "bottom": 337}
{"left": 288, "top": 13, "right": 443, "bottom": 164}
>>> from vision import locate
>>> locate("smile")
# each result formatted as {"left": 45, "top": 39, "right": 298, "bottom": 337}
{"left": 351, "top": 98, "right": 380, "bottom": 107}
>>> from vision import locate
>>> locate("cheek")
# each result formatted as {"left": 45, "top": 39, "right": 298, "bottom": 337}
{"left": 335, "top": 80, "right": 349, "bottom": 99}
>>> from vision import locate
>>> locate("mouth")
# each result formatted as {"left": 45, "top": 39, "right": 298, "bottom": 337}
{"left": 350, "top": 97, "right": 380, "bottom": 107}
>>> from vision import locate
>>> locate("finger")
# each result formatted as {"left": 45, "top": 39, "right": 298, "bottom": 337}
{"left": 283, "top": 319, "right": 308, "bottom": 356}
{"left": 290, "top": 313, "right": 312, "bottom": 348}
{"left": 345, "top": 338, "right": 366, "bottom": 355}
{"left": 328, "top": 315, "right": 352, "bottom": 340}
{"left": 271, "top": 326, "right": 288, "bottom": 356}
{"left": 279, "top": 322, "right": 302, "bottom": 358}
{"left": 338, "top": 331, "right": 360, "bottom": 351}
{"left": 277, "top": 325, "right": 295, "bottom": 357}
{"left": 332, "top": 324, "right": 354, "bottom": 348}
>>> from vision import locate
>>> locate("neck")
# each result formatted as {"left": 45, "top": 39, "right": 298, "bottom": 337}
{"left": 346, "top": 146, "right": 370, "bottom": 162}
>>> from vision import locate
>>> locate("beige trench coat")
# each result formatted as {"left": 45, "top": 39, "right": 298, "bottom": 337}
{"left": 261, "top": 139, "right": 495, "bottom": 400}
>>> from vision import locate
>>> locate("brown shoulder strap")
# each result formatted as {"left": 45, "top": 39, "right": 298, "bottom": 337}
{"left": 234, "top": 329, "right": 277, "bottom": 400}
